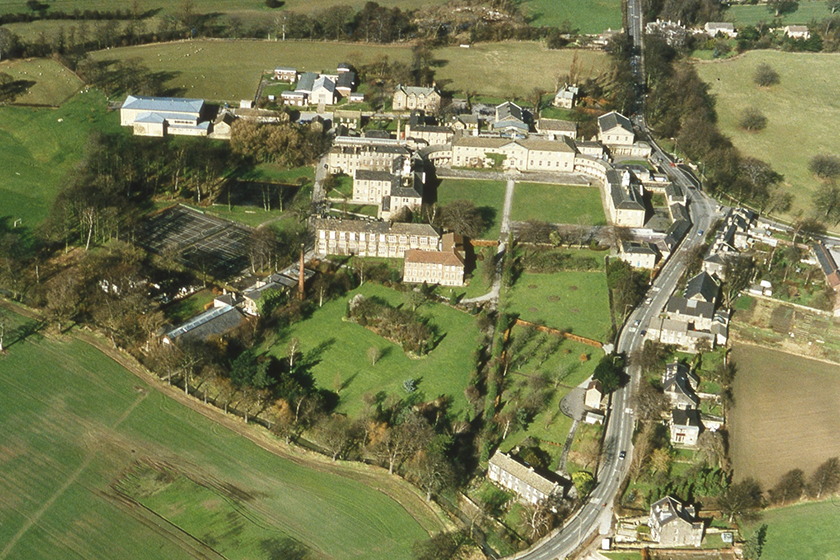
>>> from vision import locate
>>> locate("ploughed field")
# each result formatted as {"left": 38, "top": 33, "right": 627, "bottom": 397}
{"left": 729, "top": 344, "right": 840, "bottom": 488}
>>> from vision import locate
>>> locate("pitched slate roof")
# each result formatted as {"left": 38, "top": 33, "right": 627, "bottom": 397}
{"left": 496, "top": 101, "right": 524, "bottom": 123}
{"left": 313, "top": 218, "right": 439, "bottom": 238}
{"left": 666, "top": 296, "right": 715, "bottom": 319}
{"left": 537, "top": 118, "right": 577, "bottom": 134}
{"left": 312, "top": 75, "right": 335, "bottom": 93}
{"left": 489, "top": 451, "right": 560, "bottom": 496}
{"left": 395, "top": 85, "right": 438, "bottom": 97}
{"left": 165, "top": 304, "right": 245, "bottom": 342}
{"left": 651, "top": 495, "right": 698, "bottom": 527}
{"left": 621, "top": 240, "right": 658, "bottom": 255}
{"left": 122, "top": 95, "right": 204, "bottom": 114}
{"left": 663, "top": 370, "right": 699, "bottom": 407}
{"left": 672, "top": 408, "right": 702, "bottom": 428}
{"left": 404, "top": 249, "right": 464, "bottom": 267}
{"left": 684, "top": 271, "right": 719, "bottom": 303}
{"left": 295, "top": 72, "right": 319, "bottom": 93}
{"left": 598, "top": 111, "right": 633, "bottom": 134}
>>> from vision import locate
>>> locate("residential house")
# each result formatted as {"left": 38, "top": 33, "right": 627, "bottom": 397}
{"left": 584, "top": 380, "right": 603, "bottom": 410}
{"left": 704, "top": 22, "right": 737, "bottom": 38}
{"left": 313, "top": 219, "right": 440, "bottom": 258}
{"left": 665, "top": 297, "right": 715, "bottom": 332}
{"left": 404, "top": 111, "right": 454, "bottom": 147}
{"left": 493, "top": 101, "right": 529, "bottom": 136}
{"left": 606, "top": 169, "right": 647, "bottom": 227}
{"left": 392, "top": 85, "right": 442, "bottom": 114}
{"left": 649, "top": 496, "right": 704, "bottom": 547}
{"left": 274, "top": 66, "right": 298, "bottom": 82}
{"left": 662, "top": 361, "right": 700, "bottom": 410}
{"left": 327, "top": 143, "right": 410, "bottom": 175}
{"left": 487, "top": 451, "right": 563, "bottom": 505}
{"left": 351, "top": 156, "right": 424, "bottom": 220}
{"left": 684, "top": 271, "right": 719, "bottom": 304}
{"left": 403, "top": 248, "right": 465, "bottom": 286}
{"left": 670, "top": 408, "right": 702, "bottom": 446}
{"left": 813, "top": 241, "right": 840, "bottom": 291}
{"left": 536, "top": 118, "right": 577, "bottom": 140}
{"left": 702, "top": 208, "right": 754, "bottom": 279}
{"left": 619, "top": 241, "right": 659, "bottom": 269}
{"left": 784, "top": 25, "right": 810, "bottom": 39}
{"left": 450, "top": 114, "right": 479, "bottom": 132}
{"left": 311, "top": 76, "right": 337, "bottom": 106}
{"left": 553, "top": 84, "right": 579, "bottom": 109}
{"left": 120, "top": 95, "right": 209, "bottom": 137}
{"left": 335, "top": 70, "right": 356, "bottom": 98}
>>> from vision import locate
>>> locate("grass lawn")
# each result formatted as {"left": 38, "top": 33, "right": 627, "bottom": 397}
{"left": 0, "top": 309, "right": 438, "bottom": 560}
{"left": 512, "top": 182, "right": 605, "bottom": 225}
{"left": 436, "top": 178, "right": 507, "bottom": 240}
{"left": 505, "top": 271, "right": 612, "bottom": 342}
{"left": 521, "top": 0, "right": 622, "bottom": 34}
{"left": 0, "top": 89, "right": 121, "bottom": 229}
{"left": 433, "top": 43, "right": 607, "bottom": 99}
{"left": 724, "top": 1, "right": 833, "bottom": 26}
{"left": 743, "top": 499, "right": 840, "bottom": 560}
{"left": 89, "top": 40, "right": 414, "bottom": 102}
{"left": 163, "top": 288, "right": 217, "bottom": 324}
{"left": 0, "top": 58, "right": 82, "bottom": 106}
{"left": 263, "top": 283, "right": 480, "bottom": 418}
{"left": 694, "top": 51, "right": 840, "bottom": 219}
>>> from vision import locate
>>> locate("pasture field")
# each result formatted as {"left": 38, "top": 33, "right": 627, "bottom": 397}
{"left": 521, "top": 0, "right": 622, "bottom": 34}
{"left": 695, "top": 51, "right": 840, "bottom": 218}
{"left": 724, "top": 1, "right": 833, "bottom": 26}
{"left": 264, "top": 283, "right": 480, "bottom": 418}
{"left": 0, "top": 309, "right": 438, "bottom": 560}
{"left": 89, "top": 40, "right": 414, "bottom": 102}
{"left": 436, "top": 178, "right": 507, "bottom": 240}
{"left": 0, "top": 58, "right": 82, "bottom": 106}
{"left": 512, "top": 182, "right": 606, "bottom": 225}
{"left": 744, "top": 499, "right": 840, "bottom": 560}
{"left": 0, "top": 0, "right": 442, "bottom": 17}
{"left": 0, "top": 89, "right": 120, "bottom": 228}
{"left": 505, "top": 270, "right": 611, "bottom": 342}
{"left": 729, "top": 344, "right": 840, "bottom": 488}
{"left": 434, "top": 43, "right": 607, "bottom": 99}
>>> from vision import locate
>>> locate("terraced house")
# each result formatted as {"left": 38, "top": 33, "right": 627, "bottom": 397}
{"left": 313, "top": 219, "right": 440, "bottom": 258}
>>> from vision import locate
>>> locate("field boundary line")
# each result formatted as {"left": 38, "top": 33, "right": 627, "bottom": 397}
{"left": 731, "top": 338, "right": 840, "bottom": 368}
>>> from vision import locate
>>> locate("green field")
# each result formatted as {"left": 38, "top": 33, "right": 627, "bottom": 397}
{"left": 437, "top": 178, "right": 507, "bottom": 240}
{"left": 0, "top": 58, "right": 82, "bottom": 106}
{"left": 0, "top": 89, "right": 120, "bottom": 228}
{"left": 434, "top": 43, "right": 607, "bottom": 99}
{"left": 521, "top": 0, "right": 622, "bottom": 34}
{"left": 264, "top": 283, "right": 480, "bottom": 418}
{"left": 695, "top": 51, "right": 840, "bottom": 218}
{"left": 0, "top": 309, "right": 439, "bottom": 560}
{"left": 724, "top": 1, "right": 833, "bottom": 26}
{"left": 512, "top": 182, "right": 605, "bottom": 225}
{"left": 89, "top": 40, "right": 414, "bottom": 102}
{"left": 744, "top": 500, "right": 840, "bottom": 560}
{"left": 505, "top": 271, "right": 611, "bottom": 341}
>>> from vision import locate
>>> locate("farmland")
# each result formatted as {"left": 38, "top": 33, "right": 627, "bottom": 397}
{"left": 695, "top": 51, "right": 840, "bottom": 218}
{"left": 0, "top": 58, "right": 82, "bottom": 106}
{"left": 88, "top": 40, "right": 414, "bottom": 102}
{"left": 521, "top": 0, "right": 622, "bottom": 34}
{"left": 0, "top": 309, "right": 439, "bottom": 560}
{"left": 0, "top": 89, "right": 120, "bottom": 228}
{"left": 437, "top": 178, "right": 507, "bottom": 240}
{"left": 729, "top": 344, "right": 840, "bottom": 487}
{"left": 724, "top": 1, "right": 833, "bottom": 26}
{"left": 743, "top": 499, "right": 840, "bottom": 560}
{"left": 434, "top": 43, "right": 607, "bottom": 99}
{"left": 505, "top": 270, "right": 612, "bottom": 342}
{"left": 512, "top": 182, "right": 606, "bottom": 225}
{"left": 264, "top": 283, "right": 480, "bottom": 418}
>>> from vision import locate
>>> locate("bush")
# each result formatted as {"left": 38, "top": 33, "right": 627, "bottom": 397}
{"left": 753, "top": 63, "right": 780, "bottom": 87}
{"left": 739, "top": 107, "right": 767, "bottom": 132}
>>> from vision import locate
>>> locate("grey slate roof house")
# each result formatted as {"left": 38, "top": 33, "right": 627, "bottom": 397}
{"left": 684, "top": 271, "right": 719, "bottom": 304}
{"left": 649, "top": 495, "right": 704, "bottom": 546}
{"left": 670, "top": 408, "right": 702, "bottom": 446}
{"left": 487, "top": 450, "right": 564, "bottom": 505}
{"left": 662, "top": 362, "right": 700, "bottom": 410}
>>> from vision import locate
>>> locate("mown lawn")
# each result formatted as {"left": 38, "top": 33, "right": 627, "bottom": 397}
{"left": 264, "top": 283, "right": 480, "bottom": 418}
{"left": 0, "top": 89, "right": 121, "bottom": 228}
{"left": 433, "top": 43, "right": 607, "bottom": 99}
{"left": 694, "top": 51, "right": 840, "bottom": 219}
{"left": 0, "top": 310, "right": 438, "bottom": 560}
{"left": 0, "top": 58, "right": 82, "bottom": 106}
{"left": 505, "top": 271, "right": 611, "bottom": 342}
{"left": 743, "top": 499, "right": 840, "bottom": 560}
{"left": 512, "top": 182, "right": 605, "bottom": 225}
{"left": 521, "top": 0, "right": 622, "bottom": 34}
{"left": 437, "top": 178, "right": 507, "bottom": 240}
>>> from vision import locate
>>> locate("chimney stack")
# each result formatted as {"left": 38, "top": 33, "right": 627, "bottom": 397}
{"left": 298, "top": 244, "right": 305, "bottom": 301}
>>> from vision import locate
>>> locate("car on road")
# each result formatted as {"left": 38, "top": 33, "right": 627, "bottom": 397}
{"left": 619, "top": 451, "right": 627, "bottom": 460}
{"left": 633, "top": 319, "right": 641, "bottom": 327}
{"left": 698, "top": 230, "right": 704, "bottom": 236}
{"left": 644, "top": 297, "right": 652, "bottom": 305}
